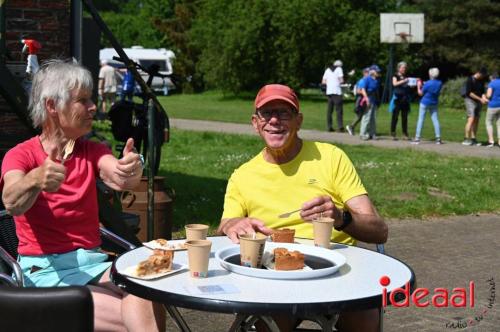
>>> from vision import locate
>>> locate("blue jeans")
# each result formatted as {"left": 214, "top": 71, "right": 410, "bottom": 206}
{"left": 415, "top": 103, "right": 441, "bottom": 139}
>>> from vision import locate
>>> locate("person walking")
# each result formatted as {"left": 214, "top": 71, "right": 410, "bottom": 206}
{"left": 462, "top": 67, "right": 489, "bottom": 146}
{"left": 322, "top": 60, "right": 344, "bottom": 132}
{"left": 120, "top": 68, "right": 136, "bottom": 102}
{"left": 411, "top": 68, "right": 443, "bottom": 144}
{"left": 390, "top": 62, "right": 412, "bottom": 140}
{"left": 98, "top": 60, "right": 118, "bottom": 116}
{"left": 359, "top": 65, "right": 381, "bottom": 140}
{"left": 346, "top": 67, "right": 369, "bottom": 136}
{"left": 484, "top": 71, "right": 500, "bottom": 147}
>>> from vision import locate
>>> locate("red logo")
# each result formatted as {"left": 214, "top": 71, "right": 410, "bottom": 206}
{"left": 380, "top": 275, "right": 475, "bottom": 308}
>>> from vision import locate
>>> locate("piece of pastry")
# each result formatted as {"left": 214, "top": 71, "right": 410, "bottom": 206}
{"left": 271, "top": 228, "right": 295, "bottom": 243}
{"left": 136, "top": 249, "right": 174, "bottom": 276}
{"left": 273, "top": 247, "right": 305, "bottom": 271}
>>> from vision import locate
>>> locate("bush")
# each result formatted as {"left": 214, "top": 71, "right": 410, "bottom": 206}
{"left": 440, "top": 77, "right": 466, "bottom": 111}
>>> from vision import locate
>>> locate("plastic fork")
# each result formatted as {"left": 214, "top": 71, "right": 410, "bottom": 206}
{"left": 61, "top": 139, "right": 75, "bottom": 165}
{"left": 278, "top": 208, "right": 302, "bottom": 218}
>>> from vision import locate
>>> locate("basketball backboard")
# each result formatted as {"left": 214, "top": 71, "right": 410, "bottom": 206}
{"left": 380, "top": 13, "right": 424, "bottom": 43}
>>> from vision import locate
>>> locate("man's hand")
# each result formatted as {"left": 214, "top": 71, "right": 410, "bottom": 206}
{"left": 115, "top": 138, "right": 143, "bottom": 181}
{"left": 300, "top": 195, "right": 341, "bottom": 222}
{"left": 39, "top": 146, "right": 66, "bottom": 192}
{"left": 218, "top": 217, "right": 273, "bottom": 243}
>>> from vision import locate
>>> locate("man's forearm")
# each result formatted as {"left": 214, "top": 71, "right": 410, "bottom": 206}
{"left": 341, "top": 212, "right": 388, "bottom": 244}
{"left": 2, "top": 171, "right": 42, "bottom": 216}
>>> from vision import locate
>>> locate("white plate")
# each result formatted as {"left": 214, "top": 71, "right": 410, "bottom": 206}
{"left": 216, "top": 242, "right": 346, "bottom": 280}
{"left": 120, "top": 262, "right": 187, "bottom": 280}
{"left": 143, "top": 239, "right": 187, "bottom": 251}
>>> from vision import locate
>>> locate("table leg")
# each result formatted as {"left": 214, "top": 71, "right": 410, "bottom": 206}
{"left": 297, "top": 313, "right": 338, "bottom": 332}
{"left": 228, "top": 314, "right": 280, "bottom": 332}
{"left": 164, "top": 305, "right": 192, "bottom": 332}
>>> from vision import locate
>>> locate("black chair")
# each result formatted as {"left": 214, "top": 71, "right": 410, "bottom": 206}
{"left": 0, "top": 286, "right": 94, "bottom": 332}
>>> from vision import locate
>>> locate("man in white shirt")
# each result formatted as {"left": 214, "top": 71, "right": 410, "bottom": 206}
{"left": 98, "top": 60, "right": 118, "bottom": 116}
{"left": 322, "top": 60, "right": 344, "bottom": 132}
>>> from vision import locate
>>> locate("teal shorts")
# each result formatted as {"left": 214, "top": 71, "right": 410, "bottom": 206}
{"left": 18, "top": 248, "right": 111, "bottom": 287}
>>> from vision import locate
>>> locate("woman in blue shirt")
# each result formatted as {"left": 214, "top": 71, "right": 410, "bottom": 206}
{"left": 485, "top": 71, "right": 500, "bottom": 147}
{"left": 412, "top": 68, "right": 443, "bottom": 144}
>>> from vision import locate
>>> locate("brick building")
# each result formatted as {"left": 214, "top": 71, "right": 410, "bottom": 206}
{"left": 0, "top": 0, "right": 99, "bottom": 162}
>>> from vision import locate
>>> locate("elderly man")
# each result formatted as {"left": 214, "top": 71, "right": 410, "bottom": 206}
{"left": 218, "top": 84, "right": 388, "bottom": 332}
{"left": 322, "top": 60, "right": 345, "bottom": 132}
{"left": 1, "top": 60, "right": 165, "bottom": 331}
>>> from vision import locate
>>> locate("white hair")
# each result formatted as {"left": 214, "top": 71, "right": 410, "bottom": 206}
{"left": 397, "top": 61, "right": 407, "bottom": 70}
{"left": 429, "top": 67, "right": 440, "bottom": 79}
{"left": 334, "top": 60, "right": 343, "bottom": 67}
{"left": 29, "top": 59, "right": 93, "bottom": 128}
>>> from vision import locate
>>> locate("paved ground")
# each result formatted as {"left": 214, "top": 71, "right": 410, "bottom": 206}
{"left": 164, "top": 119, "right": 499, "bottom": 331}
{"left": 170, "top": 118, "right": 500, "bottom": 159}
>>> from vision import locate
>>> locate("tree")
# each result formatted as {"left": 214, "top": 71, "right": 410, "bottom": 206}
{"left": 191, "top": 0, "right": 392, "bottom": 93}
{"left": 416, "top": 0, "right": 500, "bottom": 75}
{"left": 152, "top": 0, "right": 202, "bottom": 92}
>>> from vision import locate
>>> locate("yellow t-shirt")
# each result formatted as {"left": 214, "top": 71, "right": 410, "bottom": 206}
{"left": 222, "top": 141, "right": 367, "bottom": 245}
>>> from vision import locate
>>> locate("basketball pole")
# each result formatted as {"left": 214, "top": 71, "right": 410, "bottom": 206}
{"left": 382, "top": 44, "right": 394, "bottom": 104}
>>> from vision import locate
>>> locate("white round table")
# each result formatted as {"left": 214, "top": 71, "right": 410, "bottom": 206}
{"left": 111, "top": 236, "right": 415, "bottom": 330}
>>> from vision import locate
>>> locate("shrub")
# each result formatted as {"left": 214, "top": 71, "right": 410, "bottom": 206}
{"left": 440, "top": 77, "right": 467, "bottom": 111}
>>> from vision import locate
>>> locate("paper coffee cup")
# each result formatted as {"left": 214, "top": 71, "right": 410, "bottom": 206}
{"left": 185, "top": 224, "right": 209, "bottom": 241}
{"left": 312, "top": 217, "right": 334, "bottom": 248}
{"left": 239, "top": 233, "right": 267, "bottom": 268}
{"left": 185, "top": 240, "right": 212, "bottom": 278}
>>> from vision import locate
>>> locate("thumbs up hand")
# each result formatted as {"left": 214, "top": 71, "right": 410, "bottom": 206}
{"left": 39, "top": 146, "right": 66, "bottom": 192}
{"left": 116, "top": 138, "right": 143, "bottom": 180}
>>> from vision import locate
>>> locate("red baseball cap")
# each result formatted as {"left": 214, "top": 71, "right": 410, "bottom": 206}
{"left": 254, "top": 84, "right": 299, "bottom": 111}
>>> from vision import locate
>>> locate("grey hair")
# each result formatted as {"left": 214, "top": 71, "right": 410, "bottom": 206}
{"left": 397, "top": 61, "right": 407, "bottom": 70}
{"left": 29, "top": 59, "right": 93, "bottom": 128}
{"left": 429, "top": 67, "right": 439, "bottom": 79}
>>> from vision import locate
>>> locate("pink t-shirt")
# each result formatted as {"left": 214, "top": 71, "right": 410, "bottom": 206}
{"left": 1, "top": 136, "right": 112, "bottom": 255}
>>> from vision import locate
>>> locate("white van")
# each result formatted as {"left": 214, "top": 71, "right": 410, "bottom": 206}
{"left": 99, "top": 46, "right": 176, "bottom": 95}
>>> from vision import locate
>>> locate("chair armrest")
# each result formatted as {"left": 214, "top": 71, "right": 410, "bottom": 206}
{"left": 0, "top": 246, "right": 24, "bottom": 287}
{"left": 100, "top": 227, "right": 137, "bottom": 252}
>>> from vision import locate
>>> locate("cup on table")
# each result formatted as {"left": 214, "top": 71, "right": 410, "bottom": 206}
{"left": 239, "top": 232, "right": 267, "bottom": 268}
{"left": 312, "top": 217, "right": 334, "bottom": 248}
{"left": 185, "top": 224, "right": 209, "bottom": 241}
{"left": 185, "top": 240, "right": 212, "bottom": 278}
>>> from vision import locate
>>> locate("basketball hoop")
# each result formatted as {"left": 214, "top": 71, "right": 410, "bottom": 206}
{"left": 396, "top": 32, "right": 412, "bottom": 43}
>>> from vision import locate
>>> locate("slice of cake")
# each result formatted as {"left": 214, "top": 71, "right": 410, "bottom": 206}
{"left": 271, "top": 228, "right": 295, "bottom": 243}
{"left": 136, "top": 249, "right": 174, "bottom": 276}
{"left": 273, "top": 247, "right": 305, "bottom": 271}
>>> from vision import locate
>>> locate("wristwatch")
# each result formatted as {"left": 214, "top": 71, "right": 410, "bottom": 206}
{"left": 334, "top": 210, "right": 353, "bottom": 231}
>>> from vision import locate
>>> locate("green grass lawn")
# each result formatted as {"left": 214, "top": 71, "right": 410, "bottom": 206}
{"left": 152, "top": 128, "right": 500, "bottom": 231}
{"left": 159, "top": 90, "right": 489, "bottom": 143}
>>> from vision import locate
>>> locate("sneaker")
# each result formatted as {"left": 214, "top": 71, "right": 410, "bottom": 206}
{"left": 327, "top": 128, "right": 334, "bottom": 132}
{"left": 435, "top": 138, "right": 442, "bottom": 145}
{"left": 360, "top": 135, "right": 370, "bottom": 141}
{"left": 346, "top": 125, "right": 354, "bottom": 136}
{"left": 338, "top": 127, "right": 345, "bottom": 133}
{"left": 486, "top": 142, "right": 495, "bottom": 148}
{"left": 471, "top": 138, "right": 482, "bottom": 146}
{"left": 403, "top": 135, "right": 410, "bottom": 141}
{"left": 411, "top": 138, "right": 420, "bottom": 145}
{"left": 462, "top": 139, "right": 473, "bottom": 146}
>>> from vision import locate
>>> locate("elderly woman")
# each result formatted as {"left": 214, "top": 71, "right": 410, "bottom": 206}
{"left": 412, "top": 67, "right": 443, "bottom": 144}
{"left": 0, "top": 60, "right": 165, "bottom": 331}
{"left": 391, "top": 61, "right": 412, "bottom": 140}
